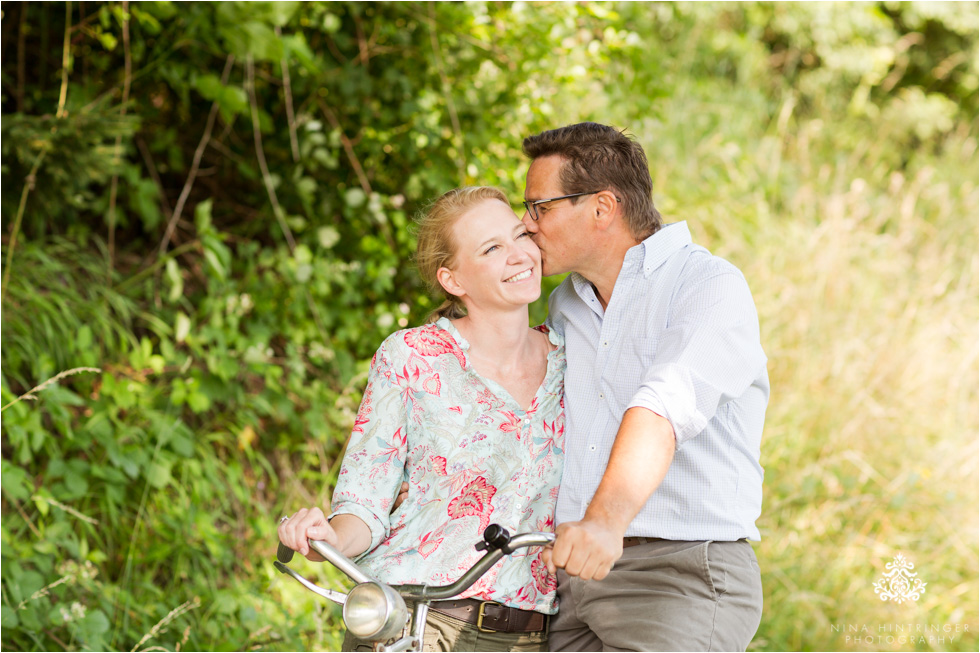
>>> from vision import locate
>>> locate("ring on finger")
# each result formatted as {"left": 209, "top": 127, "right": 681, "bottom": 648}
{"left": 279, "top": 515, "right": 290, "bottom": 524}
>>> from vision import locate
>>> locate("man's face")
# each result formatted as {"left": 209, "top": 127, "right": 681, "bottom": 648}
{"left": 521, "top": 155, "right": 595, "bottom": 277}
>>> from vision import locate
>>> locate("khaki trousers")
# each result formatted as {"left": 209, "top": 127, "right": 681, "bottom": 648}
{"left": 549, "top": 539, "right": 763, "bottom": 652}
{"left": 342, "top": 607, "right": 550, "bottom": 652}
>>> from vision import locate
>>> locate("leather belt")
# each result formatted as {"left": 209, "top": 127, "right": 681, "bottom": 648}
{"left": 623, "top": 536, "right": 663, "bottom": 548}
{"left": 427, "top": 598, "right": 548, "bottom": 633}
{"left": 623, "top": 537, "right": 747, "bottom": 548}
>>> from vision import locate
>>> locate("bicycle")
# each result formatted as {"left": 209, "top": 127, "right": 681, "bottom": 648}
{"left": 274, "top": 524, "right": 555, "bottom": 652}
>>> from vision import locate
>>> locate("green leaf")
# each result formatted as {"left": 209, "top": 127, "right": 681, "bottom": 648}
{"left": 203, "top": 248, "right": 227, "bottom": 280}
{"left": 77, "top": 325, "right": 93, "bottom": 351}
{"left": 1, "top": 608, "right": 19, "bottom": 628}
{"left": 146, "top": 460, "right": 173, "bottom": 489}
{"left": 76, "top": 609, "right": 110, "bottom": 648}
{"left": 219, "top": 21, "right": 284, "bottom": 62}
{"left": 64, "top": 471, "right": 89, "bottom": 498}
{"left": 170, "top": 431, "right": 195, "bottom": 457}
{"left": 345, "top": 188, "right": 367, "bottom": 208}
{"left": 33, "top": 495, "right": 50, "bottom": 517}
{"left": 187, "top": 391, "right": 211, "bottom": 414}
{"left": 294, "top": 244, "right": 313, "bottom": 264}
{"left": 194, "top": 198, "right": 214, "bottom": 232}
{"left": 267, "top": 1, "right": 299, "bottom": 27}
{"left": 10, "top": 570, "right": 43, "bottom": 604}
{"left": 282, "top": 33, "right": 318, "bottom": 72}
{"left": 194, "top": 74, "right": 224, "bottom": 101}
{"left": 175, "top": 312, "right": 191, "bottom": 343}
{"left": 318, "top": 226, "right": 340, "bottom": 249}
{"left": 1, "top": 460, "right": 32, "bottom": 501}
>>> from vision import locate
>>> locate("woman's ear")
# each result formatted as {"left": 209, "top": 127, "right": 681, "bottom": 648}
{"left": 437, "top": 266, "right": 465, "bottom": 298}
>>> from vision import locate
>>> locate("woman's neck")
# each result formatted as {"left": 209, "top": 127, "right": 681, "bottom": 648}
{"left": 452, "top": 307, "right": 535, "bottom": 369}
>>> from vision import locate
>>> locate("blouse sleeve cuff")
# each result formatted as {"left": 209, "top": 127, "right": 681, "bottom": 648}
{"left": 328, "top": 502, "right": 388, "bottom": 555}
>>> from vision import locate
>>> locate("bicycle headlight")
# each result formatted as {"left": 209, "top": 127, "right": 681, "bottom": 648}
{"left": 342, "top": 581, "right": 408, "bottom": 641}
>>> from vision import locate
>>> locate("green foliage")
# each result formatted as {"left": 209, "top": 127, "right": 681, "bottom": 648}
{"left": 2, "top": 2, "right": 977, "bottom": 652}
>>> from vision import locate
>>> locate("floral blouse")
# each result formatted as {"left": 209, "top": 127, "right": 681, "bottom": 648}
{"left": 331, "top": 317, "right": 566, "bottom": 614}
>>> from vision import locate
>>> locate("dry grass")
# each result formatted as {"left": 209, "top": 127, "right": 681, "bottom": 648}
{"left": 669, "top": 101, "right": 979, "bottom": 651}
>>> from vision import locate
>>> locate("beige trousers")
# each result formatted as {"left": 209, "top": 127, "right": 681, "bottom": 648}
{"left": 549, "top": 539, "right": 763, "bottom": 652}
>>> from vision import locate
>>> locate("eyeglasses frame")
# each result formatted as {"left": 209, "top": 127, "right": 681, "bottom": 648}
{"left": 522, "top": 191, "right": 621, "bottom": 221}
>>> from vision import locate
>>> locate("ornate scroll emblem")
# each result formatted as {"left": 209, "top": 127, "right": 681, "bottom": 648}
{"left": 873, "top": 553, "right": 927, "bottom": 603}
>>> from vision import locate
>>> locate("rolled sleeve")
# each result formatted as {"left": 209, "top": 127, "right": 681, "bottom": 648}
{"left": 329, "top": 501, "right": 389, "bottom": 554}
{"left": 329, "top": 336, "right": 408, "bottom": 552}
{"left": 627, "top": 265, "right": 767, "bottom": 449}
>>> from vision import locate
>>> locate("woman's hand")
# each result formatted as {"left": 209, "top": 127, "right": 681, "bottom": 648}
{"left": 277, "top": 507, "right": 337, "bottom": 562}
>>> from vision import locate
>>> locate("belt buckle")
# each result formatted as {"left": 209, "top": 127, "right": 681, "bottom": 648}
{"left": 476, "top": 601, "right": 498, "bottom": 633}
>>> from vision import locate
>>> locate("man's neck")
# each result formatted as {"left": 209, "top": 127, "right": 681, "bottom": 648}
{"left": 580, "top": 234, "right": 645, "bottom": 310}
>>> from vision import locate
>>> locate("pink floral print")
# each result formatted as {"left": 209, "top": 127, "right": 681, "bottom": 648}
{"left": 331, "top": 318, "right": 565, "bottom": 614}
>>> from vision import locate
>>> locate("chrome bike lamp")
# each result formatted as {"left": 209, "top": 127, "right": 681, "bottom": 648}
{"left": 343, "top": 581, "right": 409, "bottom": 641}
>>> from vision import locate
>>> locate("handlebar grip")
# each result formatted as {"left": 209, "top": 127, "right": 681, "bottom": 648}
{"left": 277, "top": 541, "right": 295, "bottom": 563}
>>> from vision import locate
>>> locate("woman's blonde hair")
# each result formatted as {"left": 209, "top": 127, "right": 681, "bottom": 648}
{"left": 415, "top": 186, "right": 510, "bottom": 323}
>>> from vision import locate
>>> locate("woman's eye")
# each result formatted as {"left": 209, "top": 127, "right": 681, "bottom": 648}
{"left": 517, "top": 231, "right": 530, "bottom": 239}
{"left": 483, "top": 245, "right": 499, "bottom": 254}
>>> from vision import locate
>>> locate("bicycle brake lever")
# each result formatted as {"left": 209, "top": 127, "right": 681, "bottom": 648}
{"left": 274, "top": 561, "right": 348, "bottom": 606}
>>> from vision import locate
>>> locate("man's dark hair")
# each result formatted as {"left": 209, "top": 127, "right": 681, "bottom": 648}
{"left": 523, "top": 122, "right": 662, "bottom": 238}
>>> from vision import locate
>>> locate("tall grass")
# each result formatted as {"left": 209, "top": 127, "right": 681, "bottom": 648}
{"left": 639, "top": 78, "right": 979, "bottom": 650}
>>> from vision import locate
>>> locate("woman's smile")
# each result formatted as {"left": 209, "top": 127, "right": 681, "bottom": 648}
{"left": 504, "top": 268, "right": 534, "bottom": 283}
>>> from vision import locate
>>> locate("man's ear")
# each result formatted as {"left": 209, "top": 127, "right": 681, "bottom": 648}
{"left": 594, "top": 190, "right": 620, "bottom": 231}
{"left": 437, "top": 267, "right": 465, "bottom": 298}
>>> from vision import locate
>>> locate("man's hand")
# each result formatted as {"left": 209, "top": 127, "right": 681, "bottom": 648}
{"left": 542, "top": 517, "right": 625, "bottom": 581}
{"left": 393, "top": 481, "right": 410, "bottom": 510}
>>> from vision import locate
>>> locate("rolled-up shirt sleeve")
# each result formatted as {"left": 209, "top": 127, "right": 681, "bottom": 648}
{"left": 330, "top": 335, "right": 408, "bottom": 551}
{"left": 627, "top": 262, "right": 768, "bottom": 449}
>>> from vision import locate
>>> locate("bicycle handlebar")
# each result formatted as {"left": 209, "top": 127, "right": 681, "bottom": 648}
{"left": 275, "top": 525, "right": 554, "bottom": 601}
{"left": 274, "top": 525, "right": 555, "bottom": 651}
{"left": 393, "top": 531, "right": 555, "bottom": 601}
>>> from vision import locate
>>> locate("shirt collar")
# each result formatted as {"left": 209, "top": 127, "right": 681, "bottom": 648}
{"left": 633, "top": 221, "right": 692, "bottom": 278}
{"left": 568, "top": 222, "right": 693, "bottom": 312}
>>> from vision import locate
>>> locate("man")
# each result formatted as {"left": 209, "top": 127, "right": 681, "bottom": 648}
{"left": 521, "top": 122, "right": 768, "bottom": 652}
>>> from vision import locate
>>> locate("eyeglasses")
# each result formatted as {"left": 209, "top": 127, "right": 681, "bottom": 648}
{"left": 522, "top": 191, "right": 620, "bottom": 221}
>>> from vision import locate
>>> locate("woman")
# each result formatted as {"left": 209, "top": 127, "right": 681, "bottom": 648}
{"left": 278, "top": 187, "right": 565, "bottom": 652}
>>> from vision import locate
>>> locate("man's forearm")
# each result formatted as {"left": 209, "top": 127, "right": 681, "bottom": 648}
{"left": 542, "top": 406, "right": 676, "bottom": 579}
{"left": 584, "top": 406, "right": 675, "bottom": 531}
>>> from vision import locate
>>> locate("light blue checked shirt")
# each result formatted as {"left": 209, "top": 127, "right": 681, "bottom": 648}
{"left": 547, "top": 222, "right": 768, "bottom": 541}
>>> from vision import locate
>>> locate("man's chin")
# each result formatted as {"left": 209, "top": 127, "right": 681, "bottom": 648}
{"left": 540, "top": 262, "right": 562, "bottom": 278}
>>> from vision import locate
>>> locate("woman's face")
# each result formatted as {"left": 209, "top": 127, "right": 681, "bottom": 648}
{"left": 439, "top": 198, "right": 543, "bottom": 312}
